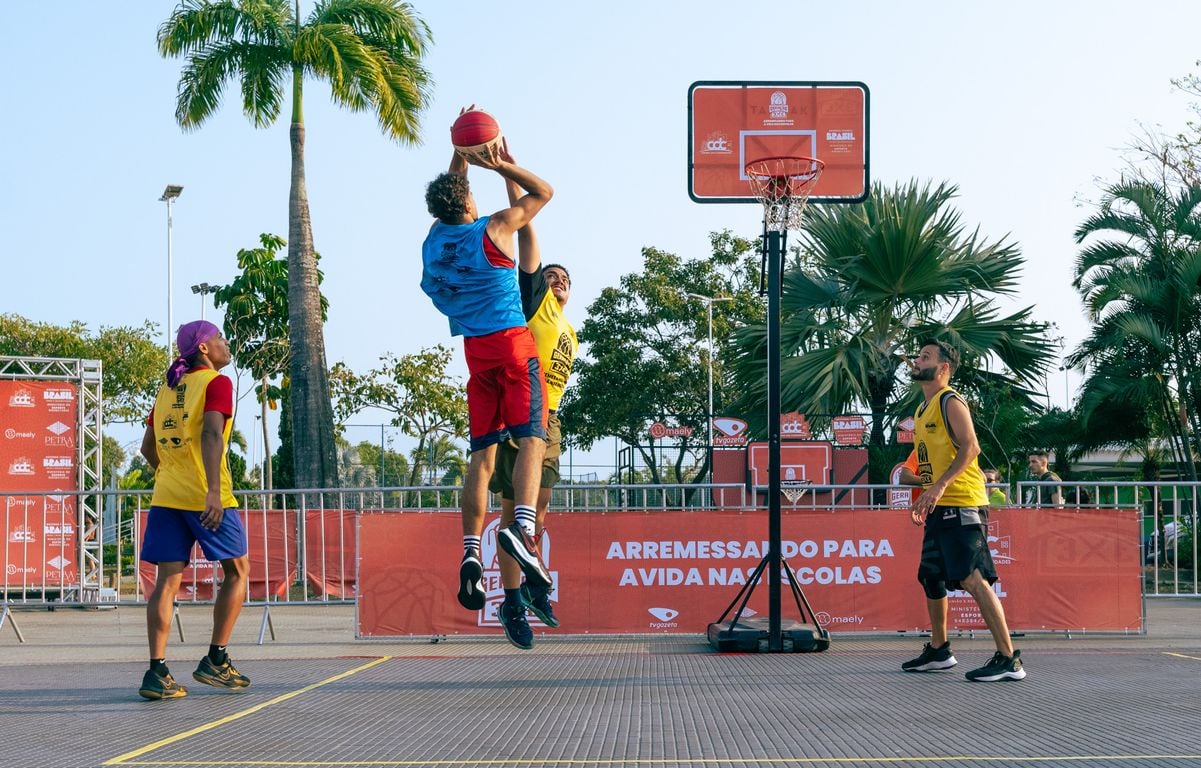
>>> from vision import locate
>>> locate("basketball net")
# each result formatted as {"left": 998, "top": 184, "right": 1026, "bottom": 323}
{"left": 781, "top": 480, "right": 811, "bottom": 505}
{"left": 745, "top": 156, "right": 825, "bottom": 233}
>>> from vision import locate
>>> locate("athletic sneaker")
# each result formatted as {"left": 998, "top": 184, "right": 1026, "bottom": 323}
{"left": 458, "top": 549, "right": 485, "bottom": 610}
{"left": 497, "top": 522, "right": 552, "bottom": 588}
{"left": 498, "top": 598, "right": 534, "bottom": 650}
{"left": 965, "top": 650, "right": 1026, "bottom": 682}
{"left": 139, "top": 668, "right": 188, "bottom": 700}
{"left": 193, "top": 655, "right": 251, "bottom": 689}
{"left": 520, "top": 582, "right": 560, "bottom": 628}
{"left": 901, "top": 641, "right": 958, "bottom": 672}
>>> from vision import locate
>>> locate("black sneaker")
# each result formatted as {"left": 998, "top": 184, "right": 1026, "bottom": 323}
{"left": 139, "top": 668, "right": 188, "bottom": 700}
{"left": 497, "top": 523, "right": 552, "bottom": 588}
{"left": 901, "top": 641, "right": 957, "bottom": 672}
{"left": 498, "top": 598, "right": 534, "bottom": 650}
{"left": 965, "top": 650, "right": 1026, "bottom": 682}
{"left": 520, "top": 582, "right": 560, "bottom": 628}
{"left": 193, "top": 655, "right": 251, "bottom": 689}
{"left": 458, "top": 550, "right": 485, "bottom": 610}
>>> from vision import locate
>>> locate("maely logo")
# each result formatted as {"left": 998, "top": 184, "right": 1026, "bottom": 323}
{"left": 648, "top": 607, "right": 679, "bottom": 622}
{"left": 5, "top": 428, "right": 35, "bottom": 440}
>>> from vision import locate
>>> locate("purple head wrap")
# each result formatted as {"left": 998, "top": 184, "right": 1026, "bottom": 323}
{"left": 166, "top": 320, "right": 222, "bottom": 388}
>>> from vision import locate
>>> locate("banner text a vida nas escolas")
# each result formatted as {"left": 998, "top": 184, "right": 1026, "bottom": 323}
{"left": 606, "top": 538, "right": 893, "bottom": 587}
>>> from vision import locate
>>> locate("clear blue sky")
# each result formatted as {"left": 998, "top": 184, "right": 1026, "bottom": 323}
{"left": 3, "top": 1, "right": 1199, "bottom": 476}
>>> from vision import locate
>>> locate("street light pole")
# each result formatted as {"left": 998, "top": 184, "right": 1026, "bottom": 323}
{"left": 687, "top": 293, "right": 733, "bottom": 477}
{"left": 159, "top": 185, "right": 183, "bottom": 360}
{"left": 190, "top": 282, "right": 219, "bottom": 321}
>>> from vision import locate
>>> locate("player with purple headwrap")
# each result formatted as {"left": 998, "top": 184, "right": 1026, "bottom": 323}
{"left": 136, "top": 320, "right": 252, "bottom": 700}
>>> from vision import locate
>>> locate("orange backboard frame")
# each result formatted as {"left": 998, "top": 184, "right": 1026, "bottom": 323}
{"left": 689, "top": 81, "right": 869, "bottom": 204}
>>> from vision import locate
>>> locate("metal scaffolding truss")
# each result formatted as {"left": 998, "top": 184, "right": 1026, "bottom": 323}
{"left": 0, "top": 356, "right": 104, "bottom": 593}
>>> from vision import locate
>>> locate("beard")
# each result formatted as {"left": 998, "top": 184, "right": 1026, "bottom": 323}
{"left": 909, "top": 365, "right": 937, "bottom": 382}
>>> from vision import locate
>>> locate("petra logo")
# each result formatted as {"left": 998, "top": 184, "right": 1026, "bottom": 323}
{"left": 48, "top": 555, "right": 72, "bottom": 570}
{"left": 647, "top": 607, "right": 679, "bottom": 622}
{"left": 46, "top": 422, "right": 71, "bottom": 436}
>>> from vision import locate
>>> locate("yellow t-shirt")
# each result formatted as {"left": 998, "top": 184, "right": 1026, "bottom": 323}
{"left": 914, "top": 386, "right": 988, "bottom": 508}
{"left": 149, "top": 368, "right": 237, "bottom": 510}
{"left": 524, "top": 272, "right": 578, "bottom": 411}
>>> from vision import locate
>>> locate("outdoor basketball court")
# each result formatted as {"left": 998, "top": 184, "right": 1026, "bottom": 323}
{"left": 0, "top": 600, "right": 1198, "bottom": 768}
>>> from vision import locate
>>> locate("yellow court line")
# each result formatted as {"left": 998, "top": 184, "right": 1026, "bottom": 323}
{"left": 104, "top": 656, "right": 393, "bottom": 766}
{"left": 110, "top": 755, "right": 1201, "bottom": 766}
{"left": 1163, "top": 651, "right": 1201, "bottom": 661}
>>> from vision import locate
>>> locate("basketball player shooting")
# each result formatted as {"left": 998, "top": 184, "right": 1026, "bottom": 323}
{"left": 419, "top": 108, "right": 554, "bottom": 650}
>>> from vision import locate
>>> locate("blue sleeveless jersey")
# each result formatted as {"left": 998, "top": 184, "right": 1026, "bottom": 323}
{"left": 420, "top": 216, "right": 525, "bottom": 337}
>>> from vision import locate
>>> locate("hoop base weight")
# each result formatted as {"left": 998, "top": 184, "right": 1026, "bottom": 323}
{"left": 707, "top": 616, "right": 829, "bottom": 653}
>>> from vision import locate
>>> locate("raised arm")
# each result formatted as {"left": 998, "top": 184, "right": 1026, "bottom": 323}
{"left": 500, "top": 143, "right": 541, "bottom": 274}
{"left": 465, "top": 140, "right": 553, "bottom": 244}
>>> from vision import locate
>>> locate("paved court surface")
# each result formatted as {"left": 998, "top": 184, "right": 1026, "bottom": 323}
{"left": 0, "top": 599, "right": 1198, "bottom": 768}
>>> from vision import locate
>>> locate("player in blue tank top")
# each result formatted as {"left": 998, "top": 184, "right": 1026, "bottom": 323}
{"left": 420, "top": 120, "right": 557, "bottom": 650}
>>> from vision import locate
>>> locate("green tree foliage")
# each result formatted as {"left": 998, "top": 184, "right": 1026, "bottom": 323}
{"left": 1069, "top": 180, "right": 1201, "bottom": 479}
{"left": 330, "top": 346, "right": 467, "bottom": 487}
{"left": 0, "top": 314, "right": 162, "bottom": 423}
{"left": 558, "top": 231, "right": 764, "bottom": 485}
{"left": 728, "top": 181, "right": 1058, "bottom": 480}
{"left": 213, "top": 233, "right": 328, "bottom": 496}
{"left": 158, "top": 0, "right": 433, "bottom": 491}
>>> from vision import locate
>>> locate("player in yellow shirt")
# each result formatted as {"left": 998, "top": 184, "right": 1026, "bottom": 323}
{"left": 137, "top": 321, "right": 251, "bottom": 699}
{"left": 901, "top": 339, "right": 1026, "bottom": 682}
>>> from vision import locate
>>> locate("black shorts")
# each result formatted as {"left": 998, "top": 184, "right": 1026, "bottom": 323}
{"left": 488, "top": 411, "right": 562, "bottom": 499}
{"left": 917, "top": 522, "right": 997, "bottom": 590}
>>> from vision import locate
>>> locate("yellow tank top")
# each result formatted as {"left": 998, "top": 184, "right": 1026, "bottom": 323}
{"left": 527, "top": 289, "right": 577, "bottom": 410}
{"left": 914, "top": 386, "right": 988, "bottom": 507}
{"left": 149, "top": 368, "right": 237, "bottom": 510}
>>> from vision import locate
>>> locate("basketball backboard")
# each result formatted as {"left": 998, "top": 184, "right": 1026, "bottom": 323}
{"left": 689, "top": 81, "right": 869, "bottom": 204}
{"left": 747, "top": 442, "right": 832, "bottom": 487}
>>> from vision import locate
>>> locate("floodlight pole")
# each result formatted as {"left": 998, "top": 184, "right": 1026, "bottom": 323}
{"left": 159, "top": 185, "right": 183, "bottom": 360}
{"left": 191, "top": 282, "right": 218, "bottom": 321}
{"left": 687, "top": 293, "right": 733, "bottom": 481}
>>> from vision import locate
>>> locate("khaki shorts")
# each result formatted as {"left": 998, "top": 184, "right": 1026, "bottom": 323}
{"left": 488, "top": 411, "right": 561, "bottom": 499}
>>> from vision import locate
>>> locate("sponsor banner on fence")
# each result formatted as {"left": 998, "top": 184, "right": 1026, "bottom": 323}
{"left": 137, "top": 509, "right": 297, "bottom": 600}
{"left": 2, "top": 498, "right": 79, "bottom": 588}
{"left": 0, "top": 381, "right": 79, "bottom": 493}
{"left": 357, "top": 507, "right": 1142, "bottom": 637}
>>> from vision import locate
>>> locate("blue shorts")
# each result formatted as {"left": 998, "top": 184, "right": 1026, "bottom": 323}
{"left": 140, "top": 506, "right": 248, "bottom": 564}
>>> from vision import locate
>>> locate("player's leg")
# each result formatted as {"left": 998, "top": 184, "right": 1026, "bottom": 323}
{"left": 189, "top": 508, "right": 252, "bottom": 689}
{"left": 902, "top": 524, "right": 956, "bottom": 672}
{"left": 947, "top": 525, "right": 1025, "bottom": 681}
{"left": 139, "top": 506, "right": 194, "bottom": 699}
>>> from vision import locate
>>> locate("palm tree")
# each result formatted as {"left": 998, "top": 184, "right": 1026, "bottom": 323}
{"left": 409, "top": 434, "right": 465, "bottom": 486}
{"left": 158, "top": 0, "right": 433, "bottom": 491}
{"left": 1069, "top": 180, "right": 1201, "bottom": 480}
{"left": 729, "top": 180, "right": 1058, "bottom": 480}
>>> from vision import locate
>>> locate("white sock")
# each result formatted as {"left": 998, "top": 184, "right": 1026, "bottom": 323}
{"left": 514, "top": 506, "right": 536, "bottom": 536}
{"left": 463, "top": 535, "right": 481, "bottom": 556}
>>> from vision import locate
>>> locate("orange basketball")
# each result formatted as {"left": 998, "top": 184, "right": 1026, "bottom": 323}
{"left": 451, "top": 109, "right": 500, "bottom": 148}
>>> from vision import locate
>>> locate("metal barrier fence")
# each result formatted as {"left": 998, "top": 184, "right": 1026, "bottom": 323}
{"left": 2, "top": 481, "right": 1197, "bottom": 610}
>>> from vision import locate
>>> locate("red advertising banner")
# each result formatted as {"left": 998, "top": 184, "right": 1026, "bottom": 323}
{"left": 358, "top": 507, "right": 1142, "bottom": 638}
{"left": 2, "top": 380, "right": 80, "bottom": 589}
{"left": 2, "top": 495, "right": 80, "bottom": 589}
{"left": 137, "top": 509, "right": 297, "bottom": 600}
{"left": 304, "top": 509, "right": 356, "bottom": 598}
{"left": 1, "top": 380, "right": 79, "bottom": 492}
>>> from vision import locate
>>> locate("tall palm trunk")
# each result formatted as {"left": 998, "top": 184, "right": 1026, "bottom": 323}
{"left": 287, "top": 67, "right": 338, "bottom": 492}
{"left": 261, "top": 374, "right": 273, "bottom": 508}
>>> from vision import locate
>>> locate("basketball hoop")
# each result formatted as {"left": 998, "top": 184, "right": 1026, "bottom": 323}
{"left": 745, "top": 156, "right": 825, "bottom": 233}
{"left": 781, "top": 480, "right": 812, "bottom": 504}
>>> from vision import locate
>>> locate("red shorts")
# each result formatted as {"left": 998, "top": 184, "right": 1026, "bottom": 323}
{"left": 463, "top": 327, "right": 548, "bottom": 451}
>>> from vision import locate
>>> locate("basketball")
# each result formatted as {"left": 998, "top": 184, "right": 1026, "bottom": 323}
{"left": 451, "top": 109, "right": 502, "bottom": 164}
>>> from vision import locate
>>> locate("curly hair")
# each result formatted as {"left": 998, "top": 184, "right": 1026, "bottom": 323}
{"left": 425, "top": 173, "right": 471, "bottom": 223}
